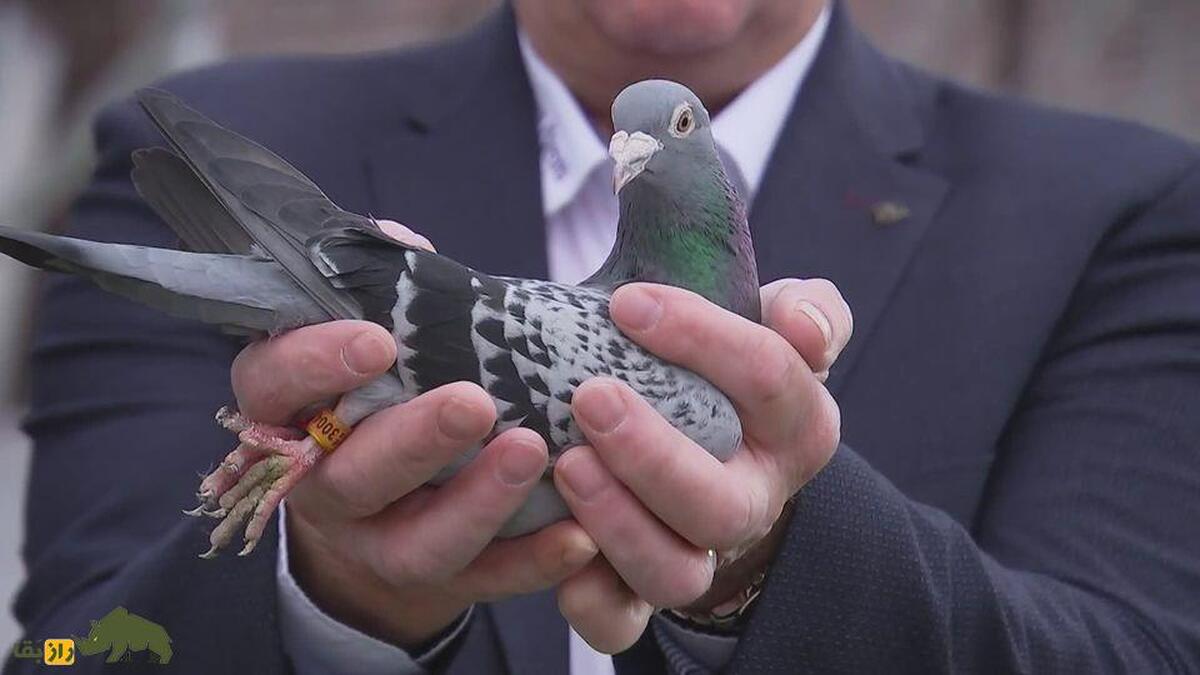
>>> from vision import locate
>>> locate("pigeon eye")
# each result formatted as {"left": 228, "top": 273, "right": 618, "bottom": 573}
{"left": 670, "top": 104, "right": 694, "bottom": 138}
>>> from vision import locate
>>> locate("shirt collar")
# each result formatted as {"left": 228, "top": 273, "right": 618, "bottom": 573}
{"left": 518, "top": 31, "right": 610, "bottom": 215}
{"left": 518, "top": 4, "right": 830, "bottom": 216}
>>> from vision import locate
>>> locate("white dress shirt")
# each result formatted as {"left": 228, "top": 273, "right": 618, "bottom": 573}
{"left": 277, "top": 6, "right": 830, "bottom": 674}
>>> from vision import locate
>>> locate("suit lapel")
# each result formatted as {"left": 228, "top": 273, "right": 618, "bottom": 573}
{"left": 362, "top": 6, "right": 547, "bottom": 280}
{"left": 751, "top": 2, "right": 948, "bottom": 395}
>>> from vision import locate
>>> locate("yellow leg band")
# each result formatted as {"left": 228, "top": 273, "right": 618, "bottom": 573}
{"left": 306, "top": 409, "right": 350, "bottom": 452}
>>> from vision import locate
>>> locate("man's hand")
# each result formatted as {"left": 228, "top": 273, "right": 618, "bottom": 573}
{"left": 231, "top": 222, "right": 598, "bottom": 648}
{"left": 554, "top": 278, "right": 852, "bottom": 652}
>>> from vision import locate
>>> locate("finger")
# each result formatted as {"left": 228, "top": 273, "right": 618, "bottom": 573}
{"left": 554, "top": 445, "right": 715, "bottom": 608}
{"left": 558, "top": 558, "right": 654, "bottom": 654}
{"left": 760, "top": 278, "right": 853, "bottom": 380}
{"left": 612, "top": 284, "right": 843, "bottom": 501}
{"left": 571, "top": 378, "right": 779, "bottom": 551}
{"left": 609, "top": 283, "right": 820, "bottom": 448}
{"left": 292, "top": 381, "right": 496, "bottom": 520}
{"left": 360, "top": 427, "right": 552, "bottom": 585}
{"left": 376, "top": 219, "right": 436, "bottom": 252}
{"left": 231, "top": 321, "right": 396, "bottom": 423}
{"left": 456, "top": 520, "right": 598, "bottom": 602}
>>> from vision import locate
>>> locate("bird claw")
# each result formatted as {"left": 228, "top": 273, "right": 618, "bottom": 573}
{"left": 188, "top": 409, "right": 324, "bottom": 559}
{"left": 181, "top": 505, "right": 206, "bottom": 517}
{"left": 237, "top": 538, "right": 259, "bottom": 557}
{"left": 214, "top": 406, "right": 246, "bottom": 432}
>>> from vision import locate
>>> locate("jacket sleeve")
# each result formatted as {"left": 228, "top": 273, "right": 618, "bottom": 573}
{"left": 8, "top": 98, "right": 288, "bottom": 674}
{"left": 732, "top": 161, "right": 1200, "bottom": 674}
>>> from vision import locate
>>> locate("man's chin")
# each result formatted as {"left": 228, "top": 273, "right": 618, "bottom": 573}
{"left": 579, "top": 0, "right": 755, "bottom": 56}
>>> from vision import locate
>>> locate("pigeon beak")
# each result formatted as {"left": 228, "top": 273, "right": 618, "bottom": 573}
{"left": 609, "top": 130, "right": 662, "bottom": 193}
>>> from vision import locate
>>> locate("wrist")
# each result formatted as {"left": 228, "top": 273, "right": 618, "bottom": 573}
{"left": 286, "top": 508, "right": 472, "bottom": 648}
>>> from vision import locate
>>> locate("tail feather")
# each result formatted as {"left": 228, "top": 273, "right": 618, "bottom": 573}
{"left": 0, "top": 225, "right": 323, "bottom": 335}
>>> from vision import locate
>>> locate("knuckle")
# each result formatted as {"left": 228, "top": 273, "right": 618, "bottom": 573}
{"left": 745, "top": 331, "right": 799, "bottom": 403}
{"left": 809, "top": 386, "right": 842, "bottom": 451}
{"left": 658, "top": 316, "right": 701, "bottom": 362}
{"left": 394, "top": 543, "right": 456, "bottom": 584}
{"left": 231, "top": 344, "right": 274, "bottom": 404}
{"left": 649, "top": 289, "right": 707, "bottom": 353}
{"left": 332, "top": 482, "right": 378, "bottom": 521}
{"left": 229, "top": 344, "right": 257, "bottom": 393}
{"left": 729, "top": 482, "right": 772, "bottom": 547}
{"left": 630, "top": 440, "right": 677, "bottom": 488}
{"left": 600, "top": 400, "right": 663, "bottom": 466}
{"left": 804, "top": 277, "right": 841, "bottom": 298}
{"left": 745, "top": 482, "right": 777, "bottom": 543}
{"left": 654, "top": 554, "right": 713, "bottom": 607}
{"left": 318, "top": 456, "right": 380, "bottom": 518}
{"left": 251, "top": 377, "right": 283, "bottom": 410}
{"left": 293, "top": 342, "right": 343, "bottom": 393}
{"left": 797, "top": 386, "right": 841, "bottom": 482}
{"left": 533, "top": 537, "right": 574, "bottom": 582}
{"left": 339, "top": 486, "right": 379, "bottom": 520}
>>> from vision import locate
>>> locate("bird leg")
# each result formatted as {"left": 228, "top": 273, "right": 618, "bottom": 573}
{"left": 185, "top": 406, "right": 325, "bottom": 558}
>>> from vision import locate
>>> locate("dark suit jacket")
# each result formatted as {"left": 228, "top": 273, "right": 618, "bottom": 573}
{"left": 11, "top": 3, "right": 1200, "bottom": 673}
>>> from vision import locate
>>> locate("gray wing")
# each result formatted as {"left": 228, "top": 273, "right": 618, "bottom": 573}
{"left": 477, "top": 278, "right": 742, "bottom": 460}
{"left": 131, "top": 147, "right": 257, "bottom": 255}
{"left": 136, "top": 88, "right": 376, "bottom": 321}
{"left": 0, "top": 225, "right": 322, "bottom": 336}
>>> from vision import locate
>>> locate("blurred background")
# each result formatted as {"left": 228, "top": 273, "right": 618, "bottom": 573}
{"left": 0, "top": 0, "right": 1198, "bottom": 646}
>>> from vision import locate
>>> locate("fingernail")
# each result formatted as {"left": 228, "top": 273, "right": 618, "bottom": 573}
{"left": 342, "top": 330, "right": 393, "bottom": 375}
{"left": 438, "top": 396, "right": 483, "bottom": 441}
{"left": 497, "top": 440, "right": 546, "bottom": 487}
{"left": 575, "top": 381, "right": 626, "bottom": 434}
{"left": 795, "top": 300, "right": 834, "bottom": 351}
{"left": 557, "top": 450, "right": 611, "bottom": 502}
{"left": 616, "top": 286, "right": 662, "bottom": 331}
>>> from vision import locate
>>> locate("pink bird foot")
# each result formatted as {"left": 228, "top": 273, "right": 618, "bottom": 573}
{"left": 185, "top": 407, "right": 325, "bottom": 558}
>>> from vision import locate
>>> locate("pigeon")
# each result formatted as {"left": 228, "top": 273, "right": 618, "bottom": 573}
{"left": 0, "top": 79, "right": 759, "bottom": 557}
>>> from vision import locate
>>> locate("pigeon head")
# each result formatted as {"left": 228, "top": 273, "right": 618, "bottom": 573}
{"left": 608, "top": 79, "right": 716, "bottom": 194}
{"left": 590, "top": 79, "right": 761, "bottom": 323}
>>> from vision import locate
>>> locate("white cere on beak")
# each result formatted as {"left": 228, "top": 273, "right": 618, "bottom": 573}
{"left": 609, "top": 130, "right": 663, "bottom": 193}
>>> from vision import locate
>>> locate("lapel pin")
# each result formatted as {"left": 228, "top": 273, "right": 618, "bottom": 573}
{"left": 871, "top": 201, "right": 910, "bottom": 226}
